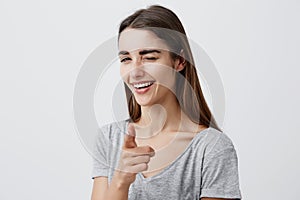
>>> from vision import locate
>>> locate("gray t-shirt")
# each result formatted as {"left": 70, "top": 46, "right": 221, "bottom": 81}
{"left": 91, "top": 119, "right": 242, "bottom": 200}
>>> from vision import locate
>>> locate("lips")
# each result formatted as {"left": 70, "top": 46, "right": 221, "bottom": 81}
{"left": 130, "top": 81, "right": 155, "bottom": 94}
{"left": 132, "top": 81, "right": 154, "bottom": 89}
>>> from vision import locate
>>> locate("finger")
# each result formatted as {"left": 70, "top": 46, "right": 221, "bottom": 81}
{"left": 123, "top": 145, "right": 155, "bottom": 157}
{"left": 126, "top": 155, "right": 151, "bottom": 166}
{"left": 127, "top": 123, "right": 136, "bottom": 137}
{"left": 123, "top": 123, "right": 137, "bottom": 149}
{"left": 118, "top": 162, "right": 148, "bottom": 174}
{"left": 130, "top": 163, "right": 148, "bottom": 173}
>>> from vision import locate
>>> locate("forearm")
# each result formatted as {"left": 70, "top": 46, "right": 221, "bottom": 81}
{"left": 103, "top": 172, "right": 131, "bottom": 200}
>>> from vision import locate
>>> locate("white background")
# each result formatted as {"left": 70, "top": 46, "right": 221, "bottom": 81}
{"left": 1, "top": 0, "right": 299, "bottom": 199}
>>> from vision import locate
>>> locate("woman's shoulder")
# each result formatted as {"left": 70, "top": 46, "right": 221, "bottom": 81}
{"left": 199, "top": 127, "right": 237, "bottom": 157}
{"left": 97, "top": 118, "right": 130, "bottom": 140}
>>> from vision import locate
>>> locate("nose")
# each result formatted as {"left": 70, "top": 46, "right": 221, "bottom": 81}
{"left": 130, "top": 68, "right": 145, "bottom": 79}
{"left": 130, "top": 59, "right": 145, "bottom": 79}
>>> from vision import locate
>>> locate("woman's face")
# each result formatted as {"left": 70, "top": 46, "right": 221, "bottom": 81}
{"left": 118, "top": 28, "right": 179, "bottom": 107}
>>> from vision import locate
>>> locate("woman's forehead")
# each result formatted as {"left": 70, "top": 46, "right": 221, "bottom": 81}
{"left": 118, "top": 28, "right": 170, "bottom": 53}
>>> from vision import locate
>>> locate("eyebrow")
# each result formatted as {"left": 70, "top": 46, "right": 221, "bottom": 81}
{"left": 118, "top": 49, "right": 161, "bottom": 56}
{"left": 139, "top": 49, "right": 161, "bottom": 55}
{"left": 118, "top": 51, "right": 129, "bottom": 55}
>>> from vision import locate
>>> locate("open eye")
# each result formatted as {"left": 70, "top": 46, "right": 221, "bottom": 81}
{"left": 120, "top": 57, "right": 132, "bottom": 63}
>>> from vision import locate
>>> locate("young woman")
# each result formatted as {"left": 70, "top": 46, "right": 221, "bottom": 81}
{"left": 91, "top": 5, "right": 242, "bottom": 200}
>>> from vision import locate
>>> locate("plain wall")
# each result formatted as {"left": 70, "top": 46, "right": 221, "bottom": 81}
{"left": 1, "top": 0, "right": 299, "bottom": 199}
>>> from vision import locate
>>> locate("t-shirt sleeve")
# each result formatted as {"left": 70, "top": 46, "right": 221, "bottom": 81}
{"left": 91, "top": 126, "right": 110, "bottom": 179}
{"left": 200, "top": 133, "right": 242, "bottom": 199}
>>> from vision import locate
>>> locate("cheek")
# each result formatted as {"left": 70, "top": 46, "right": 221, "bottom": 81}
{"left": 120, "top": 66, "right": 130, "bottom": 82}
{"left": 143, "top": 64, "right": 177, "bottom": 89}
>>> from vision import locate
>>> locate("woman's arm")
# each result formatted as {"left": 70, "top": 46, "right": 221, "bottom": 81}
{"left": 91, "top": 123, "right": 155, "bottom": 200}
{"left": 91, "top": 174, "right": 131, "bottom": 200}
{"left": 91, "top": 177, "right": 108, "bottom": 200}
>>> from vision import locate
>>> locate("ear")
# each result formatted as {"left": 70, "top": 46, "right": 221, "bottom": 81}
{"left": 174, "top": 49, "right": 186, "bottom": 72}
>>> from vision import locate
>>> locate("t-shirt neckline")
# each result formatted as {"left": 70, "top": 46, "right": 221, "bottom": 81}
{"left": 124, "top": 120, "right": 210, "bottom": 182}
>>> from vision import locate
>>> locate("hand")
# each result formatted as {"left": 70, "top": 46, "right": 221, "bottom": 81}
{"left": 116, "top": 123, "right": 155, "bottom": 185}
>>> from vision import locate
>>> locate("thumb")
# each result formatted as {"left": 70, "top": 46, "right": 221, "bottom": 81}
{"left": 123, "top": 123, "right": 137, "bottom": 149}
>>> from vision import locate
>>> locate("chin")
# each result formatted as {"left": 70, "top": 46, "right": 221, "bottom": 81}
{"left": 134, "top": 95, "right": 157, "bottom": 107}
{"left": 135, "top": 99, "right": 154, "bottom": 107}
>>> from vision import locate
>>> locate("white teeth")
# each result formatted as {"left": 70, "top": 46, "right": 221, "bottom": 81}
{"left": 133, "top": 82, "right": 153, "bottom": 89}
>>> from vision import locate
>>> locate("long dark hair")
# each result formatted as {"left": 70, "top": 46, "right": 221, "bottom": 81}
{"left": 118, "top": 5, "right": 221, "bottom": 132}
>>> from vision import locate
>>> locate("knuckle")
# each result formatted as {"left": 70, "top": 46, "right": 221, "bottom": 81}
{"left": 144, "top": 146, "right": 152, "bottom": 153}
{"left": 142, "top": 163, "right": 148, "bottom": 171}
{"left": 141, "top": 155, "right": 150, "bottom": 163}
{"left": 145, "top": 156, "right": 150, "bottom": 162}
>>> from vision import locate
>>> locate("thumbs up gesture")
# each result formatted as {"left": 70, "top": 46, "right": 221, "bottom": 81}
{"left": 116, "top": 123, "right": 155, "bottom": 185}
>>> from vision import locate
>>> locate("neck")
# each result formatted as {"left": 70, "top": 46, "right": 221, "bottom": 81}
{"left": 134, "top": 93, "right": 194, "bottom": 138}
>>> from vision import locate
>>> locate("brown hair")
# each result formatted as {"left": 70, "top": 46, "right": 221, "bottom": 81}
{"left": 118, "top": 5, "right": 221, "bottom": 132}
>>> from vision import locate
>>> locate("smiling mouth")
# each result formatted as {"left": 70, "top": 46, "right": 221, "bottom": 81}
{"left": 131, "top": 81, "right": 155, "bottom": 89}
